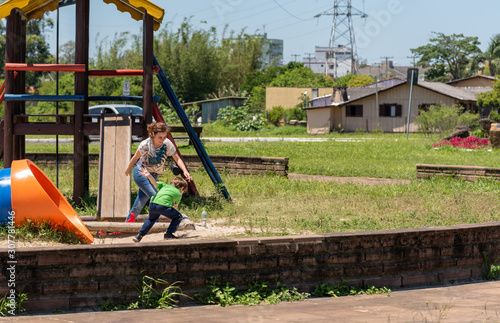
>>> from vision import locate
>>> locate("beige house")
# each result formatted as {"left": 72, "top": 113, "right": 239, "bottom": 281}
{"left": 265, "top": 87, "right": 333, "bottom": 110}
{"left": 447, "top": 75, "right": 495, "bottom": 88}
{"left": 304, "top": 81, "right": 480, "bottom": 134}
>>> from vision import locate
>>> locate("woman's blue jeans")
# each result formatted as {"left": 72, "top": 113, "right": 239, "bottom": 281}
{"left": 125, "top": 165, "right": 158, "bottom": 222}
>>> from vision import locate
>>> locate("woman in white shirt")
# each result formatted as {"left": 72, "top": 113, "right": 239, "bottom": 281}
{"left": 124, "top": 122, "right": 191, "bottom": 222}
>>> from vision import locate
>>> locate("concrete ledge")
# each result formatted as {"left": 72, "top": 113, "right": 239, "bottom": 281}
{"left": 1, "top": 222, "right": 500, "bottom": 313}
{"left": 417, "top": 164, "right": 500, "bottom": 181}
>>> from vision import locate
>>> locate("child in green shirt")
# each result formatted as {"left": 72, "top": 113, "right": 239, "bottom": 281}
{"left": 133, "top": 167, "right": 188, "bottom": 242}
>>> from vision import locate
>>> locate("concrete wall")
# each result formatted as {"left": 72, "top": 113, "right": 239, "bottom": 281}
{"left": 2, "top": 223, "right": 500, "bottom": 313}
{"left": 417, "top": 164, "right": 500, "bottom": 181}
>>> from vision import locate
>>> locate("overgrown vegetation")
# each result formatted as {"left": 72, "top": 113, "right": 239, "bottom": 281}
{"left": 99, "top": 276, "right": 187, "bottom": 311}
{"left": 482, "top": 252, "right": 500, "bottom": 280}
{"left": 0, "top": 293, "right": 27, "bottom": 316}
{"left": 0, "top": 219, "right": 86, "bottom": 244}
{"left": 216, "top": 105, "right": 266, "bottom": 131}
{"left": 313, "top": 279, "right": 391, "bottom": 297}
{"left": 195, "top": 277, "right": 309, "bottom": 307}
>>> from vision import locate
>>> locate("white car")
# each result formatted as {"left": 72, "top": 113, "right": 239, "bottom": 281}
{"left": 88, "top": 104, "right": 145, "bottom": 142}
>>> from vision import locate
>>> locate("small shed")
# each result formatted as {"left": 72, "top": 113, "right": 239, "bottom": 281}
{"left": 181, "top": 96, "right": 247, "bottom": 124}
{"left": 202, "top": 97, "right": 246, "bottom": 123}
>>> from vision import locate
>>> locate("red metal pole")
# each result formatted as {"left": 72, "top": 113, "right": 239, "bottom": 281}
{"left": 4, "top": 63, "right": 86, "bottom": 72}
{"left": 88, "top": 69, "right": 143, "bottom": 77}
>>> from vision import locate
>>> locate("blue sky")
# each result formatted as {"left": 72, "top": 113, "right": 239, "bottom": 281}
{"left": 46, "top": 0, "right": 498, "bottom": 67}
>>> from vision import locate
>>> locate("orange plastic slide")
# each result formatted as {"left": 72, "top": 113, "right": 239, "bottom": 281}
{"left": 10, "top": 160, "right": 94, "bottom": 243}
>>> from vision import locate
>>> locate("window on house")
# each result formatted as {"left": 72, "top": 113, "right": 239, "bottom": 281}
{"left": 346, "top": 105, "right": 363, "bottom": 117}
{"left": 379, "top": 104, "right": 402, "bottom": 117}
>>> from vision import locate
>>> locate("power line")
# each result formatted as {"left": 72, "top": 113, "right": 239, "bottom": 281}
{"left": 272, "top": 0, "right": 309, "bottom": 21}
{"left": 291, "top": 54, "right": 301, "bottom": 61}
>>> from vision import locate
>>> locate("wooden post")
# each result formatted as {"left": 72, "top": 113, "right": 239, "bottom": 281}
{"left": 4, "top": 9, "right": 26, "bottom": 168}
{"left": 74, "top": 0, "right": 90, "bottom": 204}
{"left": 143, "top": 11, "right": 154, "bottom": 136}
{"left": 15, "top": 12, "right": 26, "bottom": 160}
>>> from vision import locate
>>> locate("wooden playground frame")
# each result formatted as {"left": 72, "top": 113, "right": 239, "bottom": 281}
{"left": 2, "top": 0, "right": 160, "bottom": 205}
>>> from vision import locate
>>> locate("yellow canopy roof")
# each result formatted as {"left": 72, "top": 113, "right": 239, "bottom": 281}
{"left": 0, "top": 0, "right": 164, "bottom": 31}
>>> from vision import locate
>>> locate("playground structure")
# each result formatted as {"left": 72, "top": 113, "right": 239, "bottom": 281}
{"left": 0, "top": 0, "right": 230, "bottom": 212}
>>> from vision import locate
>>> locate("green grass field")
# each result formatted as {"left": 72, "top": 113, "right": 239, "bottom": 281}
{"left": 19, "top": 132, "right": 500, "bottom": 236}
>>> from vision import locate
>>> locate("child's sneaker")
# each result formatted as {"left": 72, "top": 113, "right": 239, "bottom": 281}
{"left": 164, "top": 232, "right": 178, "bottom": 240}
{"left": 133, "top": 234, "right": 143, "bottom": 242}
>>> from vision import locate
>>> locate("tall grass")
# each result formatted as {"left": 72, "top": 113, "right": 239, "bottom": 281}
{"left": 20, "top": 133, "right": 500, "bottom": 237}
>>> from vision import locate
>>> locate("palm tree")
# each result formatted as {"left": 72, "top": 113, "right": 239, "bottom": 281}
{"left": 485, "top": 34, "right": 500, "bottom": 76}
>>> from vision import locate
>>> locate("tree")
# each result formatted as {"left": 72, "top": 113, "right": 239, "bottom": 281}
{"left": 411, "top": 32, "right": 482, "bottom": 81}
{"left": 0, "top": 16, "right": 54, "bottom": 87}
{"left": 484, "top": 34, "right": 500, "bottom": 76}
{"left": 58, "top": 41, "right": 75, "bottom": 65}
{"left": 269, "top": 66, "right": 334, "bottom": 87}
{"left": 477, "top": 78, "right": 500, "bottom": 109}
{"left": 334, "top": 74, "right": 374, "bottom": 87}
{"left": 26, "top": 17, "right": 54, "bottom": 88}
{"left": 218, "top": 27, "right": 264, "bottom": 94}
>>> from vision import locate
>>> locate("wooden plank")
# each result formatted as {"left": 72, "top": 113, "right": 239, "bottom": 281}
{"left": 113, "top": 115, "right": 131, "bottom": 218}
{"left": 98, "top": 116, "right": 118, "bottom": 218}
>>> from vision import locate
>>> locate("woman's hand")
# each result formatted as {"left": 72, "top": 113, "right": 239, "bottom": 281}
{"left": 139, "top": 166, "right": 150, "bottom": 178}
{"left": 125, "top": 167, "right": 131, "bottom": 176}
{"left": 183, "top": 171, "right": 192, "bottom": 182}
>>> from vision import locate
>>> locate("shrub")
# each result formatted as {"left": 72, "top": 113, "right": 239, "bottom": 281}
{"left": 216, "top": 105, "right": 265, "bottom": 132}
{"left": 285, "top": 106, "right": 306, "bottom": 121}
{"left": 158, "top": 103, "right": 180, "bottom": 124}
{"left": 267, "top": 106, "right": 285, "bottom": 126}
{"left": 415, "top": 104, "right": 479, "bottom": 137}
{"left": 490, "top": 109, "right": 500, "bottom": 123}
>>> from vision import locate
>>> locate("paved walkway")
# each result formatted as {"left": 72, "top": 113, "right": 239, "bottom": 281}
{"left": 26, "top": 137, "right": 375, "bottom": 144}
{"left": 7, "top": 280, "right": 500, "bottom": 322}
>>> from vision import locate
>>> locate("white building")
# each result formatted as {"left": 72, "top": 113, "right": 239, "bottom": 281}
{"left": 261, "top": 33, "right": 284, "bottom": 68}
{"left": 303, "top": 46, "right": 352, "bottom": 77}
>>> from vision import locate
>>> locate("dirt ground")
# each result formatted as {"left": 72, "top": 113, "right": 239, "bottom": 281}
{"left": 91, "top": 218, "right": 247, "bottom": 246}
{"left": 0, "top": 218, "right": 247, "bottom": 248}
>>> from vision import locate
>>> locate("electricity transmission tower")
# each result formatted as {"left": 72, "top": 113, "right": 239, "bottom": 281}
{"left": 315, "top": 0, "right": 366, "bottom": 77}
